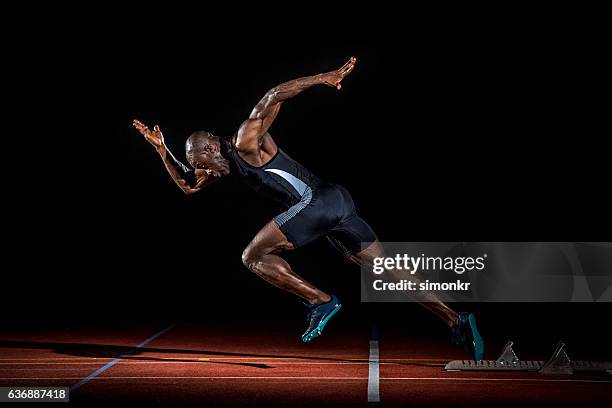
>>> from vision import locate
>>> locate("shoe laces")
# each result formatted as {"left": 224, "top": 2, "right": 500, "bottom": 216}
{"left": 303, "top": 302, "right": 317, "bottom": 322}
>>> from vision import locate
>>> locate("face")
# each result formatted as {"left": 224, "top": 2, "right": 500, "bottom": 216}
{"left": 185, "top": 138, "right": 219, "bottom": 170}
{"left": 185, "top": 132, "right": 230, "bottom": 177}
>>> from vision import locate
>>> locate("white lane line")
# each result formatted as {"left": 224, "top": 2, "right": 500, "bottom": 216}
{"left": 368, "top": 327, "right": 380, "bottom": 404}
{"left": 0, "top": 376, "right": 610, "bottom": 383}
{"left": 69, "top": 323, "right": 176, "bottom": 392}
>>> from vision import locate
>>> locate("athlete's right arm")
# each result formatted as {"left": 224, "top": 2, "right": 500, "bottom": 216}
{"left": 235, "top": 57, "right": 357, "bottom": 152}
{"left": 132, "top": 119, "right": 210, "bottom": 195}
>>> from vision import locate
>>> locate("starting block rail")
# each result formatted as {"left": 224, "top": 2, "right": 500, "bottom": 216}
{"left": 445, "top": 341, "right": 612, "bottom": 374}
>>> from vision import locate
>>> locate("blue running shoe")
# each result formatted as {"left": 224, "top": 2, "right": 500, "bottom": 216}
{"left": 301, "top": 294, "right": 342, "bottom": 343}
{"left": 451, "top": 312, "right": 484, "bottom": 361}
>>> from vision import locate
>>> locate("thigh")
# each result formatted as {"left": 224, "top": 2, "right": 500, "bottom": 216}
{"left": 327, "top": 215, "right": 379, "bottom": 260}
{"left": 277, "top": 196, "right": 337, "bottom": 250}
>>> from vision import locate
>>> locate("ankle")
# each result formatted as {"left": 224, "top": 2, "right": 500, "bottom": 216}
{"left": 310, "top": 294, "right": 332, "bottom": 305}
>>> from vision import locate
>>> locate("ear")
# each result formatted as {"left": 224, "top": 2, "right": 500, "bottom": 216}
{"left": 208, "top": 141, "right": 221, "bottom": 154}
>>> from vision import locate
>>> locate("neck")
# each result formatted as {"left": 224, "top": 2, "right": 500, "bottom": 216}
{"left": 210, "top": 155, "right": 231, "bottom": 176}
{"left": 219, "top": 136, "right": 232, "bottom": 158}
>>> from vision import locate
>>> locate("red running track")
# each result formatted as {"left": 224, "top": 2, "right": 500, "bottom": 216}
{"left": 0, "top": 322, "right": 610, "bottom": 406}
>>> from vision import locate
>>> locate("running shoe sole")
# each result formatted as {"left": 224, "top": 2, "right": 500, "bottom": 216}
{"left": 302, "top": 303, "right": 342, "bottom": 343}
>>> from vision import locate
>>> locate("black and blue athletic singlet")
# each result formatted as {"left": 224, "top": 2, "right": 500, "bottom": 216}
{"left": 228, "top": 143, "right": 377, "bottom": 256}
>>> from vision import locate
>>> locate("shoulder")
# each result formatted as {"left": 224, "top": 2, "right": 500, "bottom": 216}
{"left": 235, "top": 118, "right": 263, "bottom": 153}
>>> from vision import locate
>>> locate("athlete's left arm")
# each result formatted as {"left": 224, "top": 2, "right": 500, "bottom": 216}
{"left": 132, "top": 119, "right": 216, "bottom": 195}
{"left": 235, "top": 57, "right": 357, "bottom": 152}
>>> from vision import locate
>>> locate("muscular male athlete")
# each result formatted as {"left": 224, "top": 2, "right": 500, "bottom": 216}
{"left": 133, "top": 57, "right": 484, "bottom": 359}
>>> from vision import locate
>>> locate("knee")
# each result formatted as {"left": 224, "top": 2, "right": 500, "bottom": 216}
{"left": 241, "top": 246, "right": 261, "bottom": 271}
{"left": 352, "top": 241, "right": 385, "bottom": 267}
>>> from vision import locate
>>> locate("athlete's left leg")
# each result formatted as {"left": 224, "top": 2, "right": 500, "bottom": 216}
{"left": 242, "top": 220, "right": 342, "bottom": 343}
{"left": 241, "top": 220, "right": 331, "bottom": 305}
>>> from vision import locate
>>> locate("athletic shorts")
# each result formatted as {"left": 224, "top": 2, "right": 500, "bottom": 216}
{"left": 273, "top": 182, "right": 378, "bottom": 257}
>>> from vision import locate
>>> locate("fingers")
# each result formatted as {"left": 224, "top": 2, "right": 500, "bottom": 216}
{"left": 339, "top": 57, "right": 357, "bottom": 73}
{"left": 339, "top": 56, "right": 357, "bottom": 77}
{"left": 338, "top": 58, "right": 352, "bottom": 72}
{"left": 132, "top": 119, "right": 149, "bottom": 134}
{"left": 331, "top": 57, "right": 357, "bottom": 90}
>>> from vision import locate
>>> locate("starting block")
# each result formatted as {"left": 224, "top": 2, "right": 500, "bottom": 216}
{"left": 445, "top": 341, "right": 612, "bottom": 374}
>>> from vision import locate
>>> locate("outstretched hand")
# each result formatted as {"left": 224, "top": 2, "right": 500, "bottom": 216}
{"left": 133, "top": 119, "right": 165, "bottom": 151}
{"left": 320, "top": 57, "right": 357, "bottom": 90}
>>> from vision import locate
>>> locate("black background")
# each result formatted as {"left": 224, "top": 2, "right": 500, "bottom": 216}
{"left": 5, "top": 7, "right": 610, "bottom": 349}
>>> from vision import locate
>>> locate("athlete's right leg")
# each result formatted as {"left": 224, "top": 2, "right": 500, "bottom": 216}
{"left": 241, "top": 220, "right": 331, "bottom": 305}
{"left": 349, "top": 240, "right": 459, "bottom": 328}
{"left": 325, "top": 185, "right": 461, "bottom": 327}
{"left": 329, "top": 220, "right": 484, "bottom": 359}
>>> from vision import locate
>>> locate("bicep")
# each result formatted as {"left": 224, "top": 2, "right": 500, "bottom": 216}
{"left": 241, "top": 102, "right": 281, "bottom": 146}
{"left": 260, "top": 102, "right": 281, "bottom": 134}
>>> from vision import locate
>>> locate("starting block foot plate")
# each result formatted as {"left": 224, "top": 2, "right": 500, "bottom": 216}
{"left": 445, "top": 340, "right": 612, "bottom": 374}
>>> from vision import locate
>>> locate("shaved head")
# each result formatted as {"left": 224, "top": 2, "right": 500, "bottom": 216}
{"left": 186, "top": 130, "right": 216, "bottom": 153}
